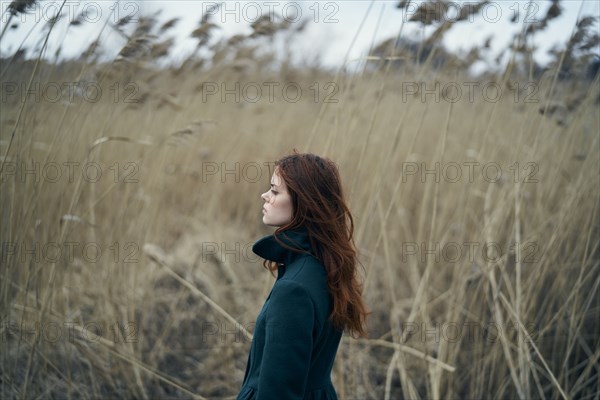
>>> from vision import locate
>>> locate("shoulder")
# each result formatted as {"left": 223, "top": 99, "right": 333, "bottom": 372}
{"left": 277, "top": 256, "right": 332, "bottom": 322}
{"left": 281, "top": 255, "right": 328, "bottom": 292}
{"left": 268, "top": 279, "right": 315, "bottom": 315}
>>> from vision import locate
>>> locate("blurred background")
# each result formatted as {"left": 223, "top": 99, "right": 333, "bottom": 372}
{"left": 1, "top": 1, "right": 599, "bottom": 399}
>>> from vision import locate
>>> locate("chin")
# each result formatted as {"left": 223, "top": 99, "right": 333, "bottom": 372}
{"left": 263, "top": 219, "right": 280, "bottom": 228}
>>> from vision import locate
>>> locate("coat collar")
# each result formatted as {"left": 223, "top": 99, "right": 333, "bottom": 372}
{"left": 252, "top": 226, "right": 314, "bottom": 278}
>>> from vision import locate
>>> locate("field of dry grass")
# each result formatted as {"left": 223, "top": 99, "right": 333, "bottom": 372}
{"left": 1, "top": 2, "right": 599, "bottom": 399}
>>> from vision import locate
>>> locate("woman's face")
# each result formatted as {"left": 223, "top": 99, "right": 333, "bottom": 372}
{"left": 261, "top": 169, "right": 293, "bottom": 227}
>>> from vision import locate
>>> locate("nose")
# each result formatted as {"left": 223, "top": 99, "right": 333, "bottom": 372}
{"left": 261, "top": 191, "right": 269, "bottom": 202}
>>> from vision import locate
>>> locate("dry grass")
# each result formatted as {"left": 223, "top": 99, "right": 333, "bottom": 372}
{"left": 1, "top": 5, "right": 599, "bottom": 400}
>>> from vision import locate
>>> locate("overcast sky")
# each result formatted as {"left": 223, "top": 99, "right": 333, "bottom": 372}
{"left": 1, "top": 1, "right": 598, "bottom": 73}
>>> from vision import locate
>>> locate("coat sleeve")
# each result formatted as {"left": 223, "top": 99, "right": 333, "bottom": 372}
{"left": 256, "top": 280, "right": 314, "bottom": 399}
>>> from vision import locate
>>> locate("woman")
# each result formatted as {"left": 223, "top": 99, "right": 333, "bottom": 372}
{"left": 236, "top": 151, "right": 370, "bottom": 400}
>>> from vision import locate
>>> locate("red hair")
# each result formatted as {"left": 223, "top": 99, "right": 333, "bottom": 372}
{"left": 263, "top": 150, "right": 370, "bottom": 339}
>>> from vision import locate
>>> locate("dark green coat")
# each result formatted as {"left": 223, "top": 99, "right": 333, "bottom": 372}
{"left": 236, "top": 226, "right": 343, "bottom": 400}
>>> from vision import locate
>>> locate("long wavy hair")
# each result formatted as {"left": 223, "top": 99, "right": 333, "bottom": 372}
{"left": 262, "top": 150, "right": 370, "bottom": 339}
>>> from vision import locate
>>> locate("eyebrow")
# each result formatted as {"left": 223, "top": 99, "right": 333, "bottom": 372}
{"left": 270, "top": 182, "right": 279, "bottom": 189}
